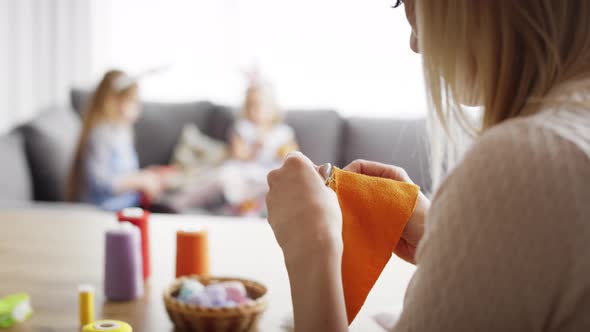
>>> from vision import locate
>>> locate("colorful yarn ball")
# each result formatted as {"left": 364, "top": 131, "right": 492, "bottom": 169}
{"left": 219, "top": 281, "right": 248, "bottom": 303}
{"left": 186, "top": 291, "right": 212, "bottom": 307}
{"left": 177, "top": 279, "right": 205, "bottom": 302}
{"left": 204, "top": 284, "right": 228, "bottom": 305}
{"left": 176, "top": 280, "right": 254, "bottom": 308}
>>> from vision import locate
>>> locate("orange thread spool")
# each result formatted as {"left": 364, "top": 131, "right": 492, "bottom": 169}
{"left": 175, "top": 229, "right": 210, "bottom": 278}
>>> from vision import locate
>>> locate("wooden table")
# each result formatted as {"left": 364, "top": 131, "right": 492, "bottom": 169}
{"left": 0, "top": 208, "right": 415, "bottom": 331}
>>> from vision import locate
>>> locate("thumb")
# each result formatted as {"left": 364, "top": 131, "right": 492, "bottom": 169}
{"left": 285, "top": 151, "right": 316, "bottom": 168}
{"left": 284, "top": 151, "right": 325, "bottom": 183}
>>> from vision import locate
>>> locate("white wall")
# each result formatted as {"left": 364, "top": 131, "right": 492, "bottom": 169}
{"left": 93, "top": 0, "right": 427, "bottom": 118}
{"left": 0, "top": 0, "right": 97, "bottom": 134}
{"left": 0, "top": 0, "right": 427, "bottom": 134}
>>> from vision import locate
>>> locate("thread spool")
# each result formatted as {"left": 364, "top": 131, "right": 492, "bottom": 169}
{"left": 176, "top": 228, "right": 210, "bottom": 278}
{"left": 117, "top": 208, "right": 150, "bottom": 280}
{"left": 104, "top": 223, "right": 144, "bottom": 301}
{"left": 78, "top": 285, "right": 95, "bottom": 327}
{"left": 82, "top": 320, "right": 132, "bottom": 332}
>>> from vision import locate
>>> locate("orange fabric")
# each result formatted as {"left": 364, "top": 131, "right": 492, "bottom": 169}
{"left": 328, "top": 167, "right": 420, "bottom": 324}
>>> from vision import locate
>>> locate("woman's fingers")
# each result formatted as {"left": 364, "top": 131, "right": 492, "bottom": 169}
{"left": 344, "top": 159, "right": 426, "bottom": 264}
{"left": 343, "top": 159, "right": 412, "bottom": 183}
{"left": 266, "top": 152, "right": 343, "bottom": 263}
{"left": 285, "top": 152, "right": 325, "bottom": 181}
{"left": 267, "top": 152, "right": 323, "bottom": 197}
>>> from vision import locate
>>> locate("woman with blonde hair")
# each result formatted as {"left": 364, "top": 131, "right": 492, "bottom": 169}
{"left": 266, "top": 0, "right": 590, "bottom": 331}
{"left": 67, "top": 70, "right": 163, "bottom": 211}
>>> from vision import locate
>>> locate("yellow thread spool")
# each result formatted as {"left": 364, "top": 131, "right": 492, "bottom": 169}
{"left": 78, "top": 285, "right": 95, "bottom": 327}
{"left": 82, "top": 320, "right": 132, "bottom": 332}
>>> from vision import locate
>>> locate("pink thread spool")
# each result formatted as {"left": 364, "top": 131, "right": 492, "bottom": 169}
{"left": 104, "top": 222, "right": 144, "bottom": 301}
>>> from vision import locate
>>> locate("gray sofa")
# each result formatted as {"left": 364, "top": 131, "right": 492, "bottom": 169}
{"left": 0, "top": 88, "right": 431, "bottom": 208}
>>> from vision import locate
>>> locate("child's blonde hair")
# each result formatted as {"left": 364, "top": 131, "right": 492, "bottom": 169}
{"left": 241, "top": 85, "right": 283, "bottom": 125}
{"left": 417, "top": 1, "right": 590, "bottom": 188}
{"left": 66, "top": 70, "right": 139, "bottom": 201}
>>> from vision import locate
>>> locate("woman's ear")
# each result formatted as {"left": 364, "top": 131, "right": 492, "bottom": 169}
{"left": 404, "top": 0, "right": 419, "bottom": 53}
{"left": 410, "top": 30, "right": 419, "bottom": 53}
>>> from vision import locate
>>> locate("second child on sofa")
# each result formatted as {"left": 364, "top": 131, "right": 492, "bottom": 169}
{"left": 224, "top": 83, "right": 299, "bottom": 212}
{"left": 66, "top": 70, "right": 163, "bottom": 211}
{"left": 230, "top": 84, "right": 298, "bottom": 168}
{"left": 169, "top": 82, "right": 298, "bottom": 214}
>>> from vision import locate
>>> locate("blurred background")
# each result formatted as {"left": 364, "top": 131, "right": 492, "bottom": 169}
{"left": 0, "top": 0, "right": 431, "bottom": 214}
{"left": 0, "top": 0, "right": 425, "bottom": 133}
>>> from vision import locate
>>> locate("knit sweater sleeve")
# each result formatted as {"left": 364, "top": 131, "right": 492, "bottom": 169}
{"left": 393, "top": 117, "right": 590, "bottom": 332}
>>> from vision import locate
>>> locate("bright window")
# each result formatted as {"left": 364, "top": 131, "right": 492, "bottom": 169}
{"left": 94, "top": 0, "right": 427, "bottom": 118}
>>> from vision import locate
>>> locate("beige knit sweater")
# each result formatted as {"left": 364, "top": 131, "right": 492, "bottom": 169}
{"left": 394, "top": 104, "right": 590, "bottom": 331}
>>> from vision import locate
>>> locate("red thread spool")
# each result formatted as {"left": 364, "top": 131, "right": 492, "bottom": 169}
{"left": 176, "top": 229, "right": 209, "bottom": 278}
{"left": 117, "top": 208, "right": 151, "bottom": 280}
{"left": 139, "top": 193, "right": 152, "bottom": 210}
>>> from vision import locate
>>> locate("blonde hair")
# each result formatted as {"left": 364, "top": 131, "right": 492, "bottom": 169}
{"left": 416, "top": 1, "right": 590, "bottom": 188}
{"left": 66, "top": 70, "right": 139, "bottom": 201}
{"left": 242, "top": 85, "right": 283, "bottom": 125}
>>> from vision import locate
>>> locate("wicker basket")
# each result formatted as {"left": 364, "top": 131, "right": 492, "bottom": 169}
{"left": 163, "top": 275, "right": 268, "bottom": 332}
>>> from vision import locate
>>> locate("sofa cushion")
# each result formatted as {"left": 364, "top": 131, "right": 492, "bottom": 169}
{"left": 70, "top": 88, "right": 88, "bottom": 115}
{"left": 205, "top": 105, "right": 237, "bottom": 142}
{"left": 0, "top": 131, "right": 33, "bottom": 201}
{"left": 170, "top": 123, "right": 228, "bottom": 169}
{"left": 21, "top": 109, "right": 81, "bottom": 201}
{"left": 135, "top": 101, "right": 215, "bottom": 167}
{"left": 71, "top": 88, "right": 215, "bottom": 167}
{"left": 285, "top": 110, "right": 343, "bottom": 165}
{"left": 342, "top": 117, "right": 431, "bottom": 192}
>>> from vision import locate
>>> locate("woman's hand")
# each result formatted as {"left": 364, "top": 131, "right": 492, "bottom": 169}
{"left": 266, "top": 152, "right": 348, "bottom": 332}
{"left": 344, "top": 160, "right": 430, "bottom": 264}
{"left": 266, "top": 152, "right": 343, "bottom": 265}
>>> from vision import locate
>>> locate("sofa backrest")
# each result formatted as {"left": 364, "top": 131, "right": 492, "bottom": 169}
{"left": 284, "top": 110, "right": 343, "bottom": 165}
{"left": 342, "top": 117, "right": 431, "bottom": 191}
{"left": 0, "top": 131, "right": 33, "bottom": 201}
{"left": 71, "top": 89, "right": 217, "bottom": 166}
{"left": 135, "top": 101, "right": 217, "bottom": 166}
{"left": 20, "top": 108, "right": 81, "bottom": 201}
{"left": 70, "top": 88, "right": 431, "bottom": 192}
{"left": 70, "top": 89, "right": 344, "bottom": 167}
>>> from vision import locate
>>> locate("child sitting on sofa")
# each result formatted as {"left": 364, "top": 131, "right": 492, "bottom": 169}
{"left": 224, "top": 82, "right": 298, "bottom": 213}
{"left": 168, "top": 80, "right": 298, "bottom": 215}
{"left": 66, "top": 70, "right": 164, "bottom": 211}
